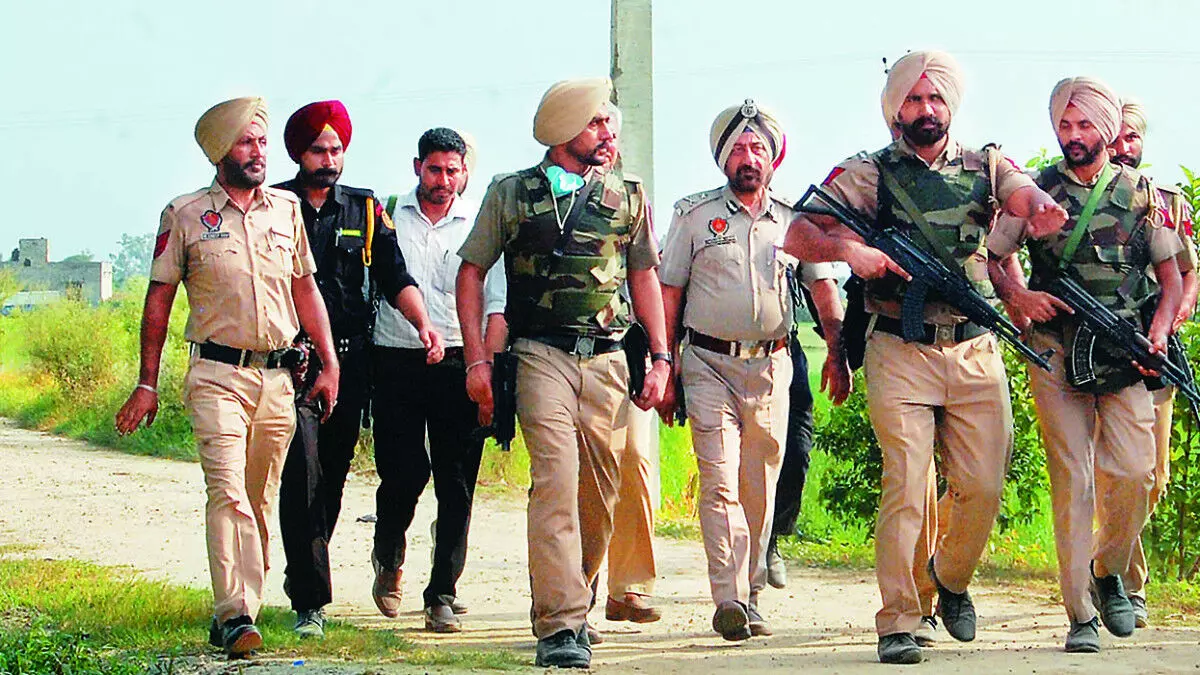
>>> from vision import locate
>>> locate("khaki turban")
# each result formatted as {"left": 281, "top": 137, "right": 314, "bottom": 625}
{"left": 1121, "top": 97, "right": 1148, "bottom": 136}
{"left": 1049, "top": 77, "right": 1121, "bottom": 144}
{"left": 194, "top": 97, "right": 268, "bottom": 164}
{"left": 533, "top": 77, "right": 612, "bottom": 146}
{"left": 709, "top": 99, "right": 786, "bottom": 170}
{"left": 881, "top": 50, "right": 964, "bottom": 127}
{"left": 456, "top": 129, "right": 478, "bottom": 175}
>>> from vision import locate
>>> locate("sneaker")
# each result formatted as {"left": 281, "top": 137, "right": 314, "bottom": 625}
{"left": 535, "top": 628, "right": 591, "bottom": 668}
{"left": 928, "top": 557, "right": 976, "bottom": 642}
{"left": 1131, "top": 595, "right": 1149, "bottom": 628}
{"left": 712, "top": 600, "right": 751, "bottom": 641}
{"left": 221, "top": 615, "right": 262, "bottom": 659}
{"left": 371, "top": 552, "right": 403, "bottom": 618}
{"left": 1064, "top": 616, "right": 1100, "bottom": 653}
{"left": 605, "top": 592, "right": 662, "bottom": 623}
{"left": 913, "top": 615, "right": 937, "bottom": 647}
{"left": 747, "top": 605, "right": 773, "bottom": 637}
{"left": 1089, "top": 562, "right": 1135, "bottom": 637}
{"left": 424, "top": 604, "right": 462, "bottom": 633}
{"left": 293, "top": 608, "right": 325, "bottom": 639}
{"left": 877, "top": 632, "right": 922, "bottom": 664}
{"left": 767, "top": 536, "right": 787, "bottom": 589}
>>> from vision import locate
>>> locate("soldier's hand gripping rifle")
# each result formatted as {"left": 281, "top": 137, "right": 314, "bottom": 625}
{"left": 471, "top": 351, "right": 518, "bottom": 451}
{"left": 795, "top": 184, "right": 1053, "bottom": 372}
{"left": 1048, "top": 275, "right": 1200, "bottom": 421}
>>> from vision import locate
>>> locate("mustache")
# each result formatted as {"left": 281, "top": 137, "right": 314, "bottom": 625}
{"left": 312, "top": 168, "right": 338, "bottom": 176}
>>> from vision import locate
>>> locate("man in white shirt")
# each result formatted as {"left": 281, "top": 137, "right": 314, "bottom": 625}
{"left": 370, "top": 128, "right": 506, "bottom": 633}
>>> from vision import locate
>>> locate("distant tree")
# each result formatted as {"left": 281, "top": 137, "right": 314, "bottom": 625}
{"left": 109, "top": 233, "right": 155, "bottom": 288}
{"left": 61, "top": 250, "right": 95, "bottom": 263}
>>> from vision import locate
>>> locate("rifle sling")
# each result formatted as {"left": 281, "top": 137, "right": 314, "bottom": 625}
{"left": 876, "top": 161, "right": 963, "bottom": 271}
{"left": 1059, "top": 162, "right": 1115, "bottom": 272}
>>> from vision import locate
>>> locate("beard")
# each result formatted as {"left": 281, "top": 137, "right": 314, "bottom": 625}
{"left": 729, "top": 165, "right": 766, "bottom": 194}
{"left": 221, "top": 156, "right": 266, "bottom": 189}
{"left": 417, "top": 182, "right": 454, "bottom": 205}
{"left": 1062, "top": 138, "right": 1106, "bottom": 168}
{"left": 299, "top": 166, "right": 341, "bottom": 188}
{"left": 900, "top": 115, "right": 949, "bottom": 147}
{"left": 1111, "top": 151, "right": 1142, "bottom": 169}
{"left": 569, "top": 140, "right": 615, "bottom": 168}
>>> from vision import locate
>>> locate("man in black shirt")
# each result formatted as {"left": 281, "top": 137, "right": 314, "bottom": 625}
{"left": 275, "top": 100, "right": 443, "bottom": 639}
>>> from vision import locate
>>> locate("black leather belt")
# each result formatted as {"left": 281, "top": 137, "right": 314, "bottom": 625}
{"left": 687, "top": 329, "right": 787, "bottom": 359}
{"left": 871, "top": 315, "right": 987, "bottom": 346}
{"left": 194, "top": 342, "right": 302, "bottom": 369}
{"left": 527, "top": 334, "right": 623, "bottom": 358}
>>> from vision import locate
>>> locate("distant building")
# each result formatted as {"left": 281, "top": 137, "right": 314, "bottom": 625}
{"left": 1, "top": 238, "right": 112, "bottom": 315}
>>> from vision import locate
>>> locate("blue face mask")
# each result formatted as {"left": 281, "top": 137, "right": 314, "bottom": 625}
{"left": 544, "top": 165, "right": 586, "bottom": 198}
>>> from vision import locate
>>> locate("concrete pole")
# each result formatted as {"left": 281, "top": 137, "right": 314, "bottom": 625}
{"left": 611, "top": 0, "right": 661, "bottom": 509}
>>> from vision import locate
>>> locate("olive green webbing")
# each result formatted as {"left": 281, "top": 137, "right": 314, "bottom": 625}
{"left": 1058, "top": 162, "right": 1116, "bottom": 272}
{"left": 876, "top": 161, "right": 962, "bottom": 270}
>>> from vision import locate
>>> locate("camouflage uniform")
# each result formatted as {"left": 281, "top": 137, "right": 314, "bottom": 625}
{"left": 820, "top": 136, "right": 1032, "bottom": 638}
{"left": 457, "top": 157, "right": 658, "bottom": 640}
{"left": 988, "top": 160, "right": 1182, "bottom": 625}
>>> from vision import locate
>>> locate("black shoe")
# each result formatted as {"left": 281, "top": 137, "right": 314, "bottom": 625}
{"left": 1064, "top": 616, "right": 1100, "bottom": 653}
{"left": 424, "top": 604, "right": 462, "bottom": 633}
{"left": 1131, "top": 595, "right": 1148, "bottom": 628}
{"left": 747, "top": 605, "right": 773, "bottom": 637}
{"left": 877, "top": 632, "right": 923, "bottom": 664}
{"left": 1089, "top": 562, "right": 1135, "bottom": 637}
{"left": 208, "top": 617, "right": 222, "bottom": 648}
{"left": 712, "top": 600, "right": 751, "bottom": 641}
{"left": 535, "top": 628, "right": 591, "bottom": 668}
{"left": 294, "top": 608, "right": 325, "bottom": 639}
{"left": 928, "top": 557, "right": 976, "bottom": 642}
{"left": 221, "top": 615, "right": 262, "bottom": 659}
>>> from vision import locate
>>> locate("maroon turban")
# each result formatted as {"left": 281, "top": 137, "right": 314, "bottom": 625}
{"left": 284, "top": 100, "right": 352, "bottom": 163}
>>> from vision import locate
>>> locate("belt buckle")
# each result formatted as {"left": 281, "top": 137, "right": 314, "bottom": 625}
{"left": 935, "top": 324, "right": 955, "bottom": 345}
{"left": 575, "top": 336, "right": 595, "bottom": 358}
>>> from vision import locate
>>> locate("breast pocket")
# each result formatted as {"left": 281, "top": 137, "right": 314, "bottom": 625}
{"left": 433, "top": 249, "right": 460, "bottom": 296}
{"left": 267, "top": 226, "right": 297, "bottom": 275}
{"left": 694, "top": 240, "right": 746, "bottom": 290}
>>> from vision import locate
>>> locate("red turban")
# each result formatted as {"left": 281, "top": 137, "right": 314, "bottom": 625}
{"left": 284, "top": 100, "right": 352, "bottom": 163}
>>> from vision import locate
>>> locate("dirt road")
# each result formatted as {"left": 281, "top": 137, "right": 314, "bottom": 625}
{"left": 2, "top": 418, "right": 1198, "bottom": 673}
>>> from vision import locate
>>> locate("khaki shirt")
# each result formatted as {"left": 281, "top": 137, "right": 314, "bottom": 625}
{"left": 457, "top": 158, "right": 659, "bottom": 272}
{"left": 659, "top": 185, "right": 835, "bottom": 341}
{"left": 1157, "top": 184, "right": 1197, "bottom": 273}
{"left": 988, "top": 162, "right": 1181, "bottom": 264}
{"left": 822, "top": 136, "right": 1033, "bottom": 323}
{"left": 150, "top": 181, "right": 317, "bottom": 352}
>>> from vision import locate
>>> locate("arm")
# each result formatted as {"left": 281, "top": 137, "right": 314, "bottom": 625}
{"left": 293, "top": 273, "right": 340, "bottom": 421}
{"left": 987, "top": 252, "right": 1072, "bottom": 324}
{"left": 1002, "top": 185, "right": 1068, "bottom": 239}
{"left": 391, "top": 286, "right": 445, "bottom": 364}
{"left": 484, "top": 313, "right": 508, "bottom": 356}
{"left": 457, "top": 261, "right": 491, "bottom": 415}
{"left": 628, "top": 267, "right": 669, "bottom": 411}
{"left": 1178, "top": 269, "right": 1198, "bottom": 331}
{"left": 808, "top": 277, "right": 851, "bottom": 405}
{"left": 114, "top": 281, "right": 177, "bottom": 434}
{"left": 1150, "top": 257, "right": 1182, "bottom": 352}
{"left": 657, "top": 283, "right": 685, "bottom": 424}
{"left": 784, "top": 213, "right": 909, "bottom": 280}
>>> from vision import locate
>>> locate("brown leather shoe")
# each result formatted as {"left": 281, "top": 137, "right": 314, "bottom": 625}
{"left": 605, "top": 592, "right": 662, "bottom": 623}
{"left": 371, "top": 552, "right": 403, "bottom": 618}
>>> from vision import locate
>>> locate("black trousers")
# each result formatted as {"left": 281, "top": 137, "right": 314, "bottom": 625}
{"left": 371, "top": 345, "right": 484, "bottom": 608}
{"left": 279, "top": 346, "right": 369, "bottom": 612}
{"left": 773, "top": 334, "right": 815, "bottom": 538}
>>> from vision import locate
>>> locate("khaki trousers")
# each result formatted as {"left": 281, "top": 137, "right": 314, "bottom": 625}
{"left": 682, "top": 343, "right": 790, "bottom": 609}
{"left": 914, "top": 465, "right": 944, "bottom": 617}
{"left": 1027, "top": 332, "right": 1155, "bottom": 623}
{"left": 607, "top": 406, "right": 657, "bottom": 597}
{"left": 185, "top": 356, "right": 296, "bottom": 623}
{"left": 1127, "top": 386, "right": 1174, "bottom": 598}
{"left": 513, "top": 338, "right": 630, "bottom": 638}
{"left": 864, "top": 331, "right": 1010, "bottom": 637}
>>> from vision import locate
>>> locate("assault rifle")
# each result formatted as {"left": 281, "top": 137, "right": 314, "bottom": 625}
{"left": 1048, "top": 275, "right": 1200, "bottom": 421}
{"left": 796, "top": 184, "right": 1053, "bottom": 372}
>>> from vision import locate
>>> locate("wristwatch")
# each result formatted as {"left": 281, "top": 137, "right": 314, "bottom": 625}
{"left": 651, "top": 352, "right": 673, "bottom": 366}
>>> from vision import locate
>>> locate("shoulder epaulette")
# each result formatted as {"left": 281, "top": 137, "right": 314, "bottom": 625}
{"left": 264, "top": 186, "right": 301, "bottom": 204}
{"left": 1156, "top": 181, "right": 1184, "bottom": 196}
{"left": 673, "top": 187, "right": 724, "bottom": 217}
{"left": 768, "top": 190, "right": 795, "bottom": 209}
{"left": 167, "top": 187, "right": 210, "bottom": 211}
{"left": 340, "top": 185, "right": 375, "bottom": 199}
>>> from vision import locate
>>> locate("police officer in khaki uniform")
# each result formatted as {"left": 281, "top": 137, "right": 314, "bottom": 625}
{"left": 659, "top": 100, "right": 845, "bottom": 641}
{"left": 455, "top": 77, "right": 669, "bottom": 669}
{"left": 785, "top": 50, "right": 1067, "bottom": 664}
{"left": 988, "top": 76, "right": 1182, "bottom": 653}
{"left": 115, "top": 97, "right": 340, "bottom": 658}
{"left": 1108, "top": 98, "right": 1199, "bottom": 628}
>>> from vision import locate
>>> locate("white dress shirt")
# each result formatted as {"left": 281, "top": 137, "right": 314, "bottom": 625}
{"left": 373, "top": 188, "right": 506, "bottom": 349}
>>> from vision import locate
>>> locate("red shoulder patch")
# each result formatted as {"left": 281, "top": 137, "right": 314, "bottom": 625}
{"left": 153, "top": 231, "right": 169, "bottom": 259}
{"left": 1161, "top": 206, "right": 1176, "bottom": 230}
{"left": 822, "top": 167, "right": 845, "bottom": 186}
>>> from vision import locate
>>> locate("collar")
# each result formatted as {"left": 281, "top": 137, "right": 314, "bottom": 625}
{"left": 891, "top": 134, "right": 961, "bottom": 168}
{"left": 399, "top": 187, "right": 471, "bottom": 223}
{"left": 274, "top": 178, "right": 347, "bottom": 210}
{"left": 1055, "top": 159, "right": 1114, "bottom": 188}
{"left": 719, "top": 184, "right": 777, "bottom": 221}
{"left": 538, "top": 153, "right": 600, "bottom": 182}
{"left": 207, "top": 179, "right": 265, "bottom": 213}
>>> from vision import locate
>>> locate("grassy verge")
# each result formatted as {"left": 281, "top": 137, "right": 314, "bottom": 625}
{"left": 0, "top": 552, "right": 524, "bottom": 672}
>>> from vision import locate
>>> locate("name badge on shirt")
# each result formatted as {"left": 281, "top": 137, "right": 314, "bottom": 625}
{"left": 201, "top": 231, "right": 230, "bottom": 240}
{"left": 703, "top": 217, "right": 737, "bottom": 246}
{"left": 199, "top": 209, "right": 230, "bottom": 240}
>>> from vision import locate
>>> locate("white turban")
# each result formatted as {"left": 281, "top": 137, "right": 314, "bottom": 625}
{"left": 1049, "top": 77, "right": 1122, "bottom": 144}
{"left": 881, "top": 50, "right": 964, "bottom": 127}
{"left": 194, "top": 97, "right": 268, "bottom": 164}
{"left": 532, "top": 77, "right": 613, "bottom": 146}
{"left": 709, "top": 99, "right": 786, "bottom": 171}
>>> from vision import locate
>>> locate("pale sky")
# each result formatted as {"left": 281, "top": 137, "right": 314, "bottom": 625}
{"left": 4, "top": 0, "right": 1199, "bottom": 261}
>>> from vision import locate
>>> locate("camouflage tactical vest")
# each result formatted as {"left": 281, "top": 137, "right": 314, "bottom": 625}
{"left": 868, "top": 145, "right": 996, "bottom": 304}
{"left": 504, "top": 165, "right": 640, "bottom": 339}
